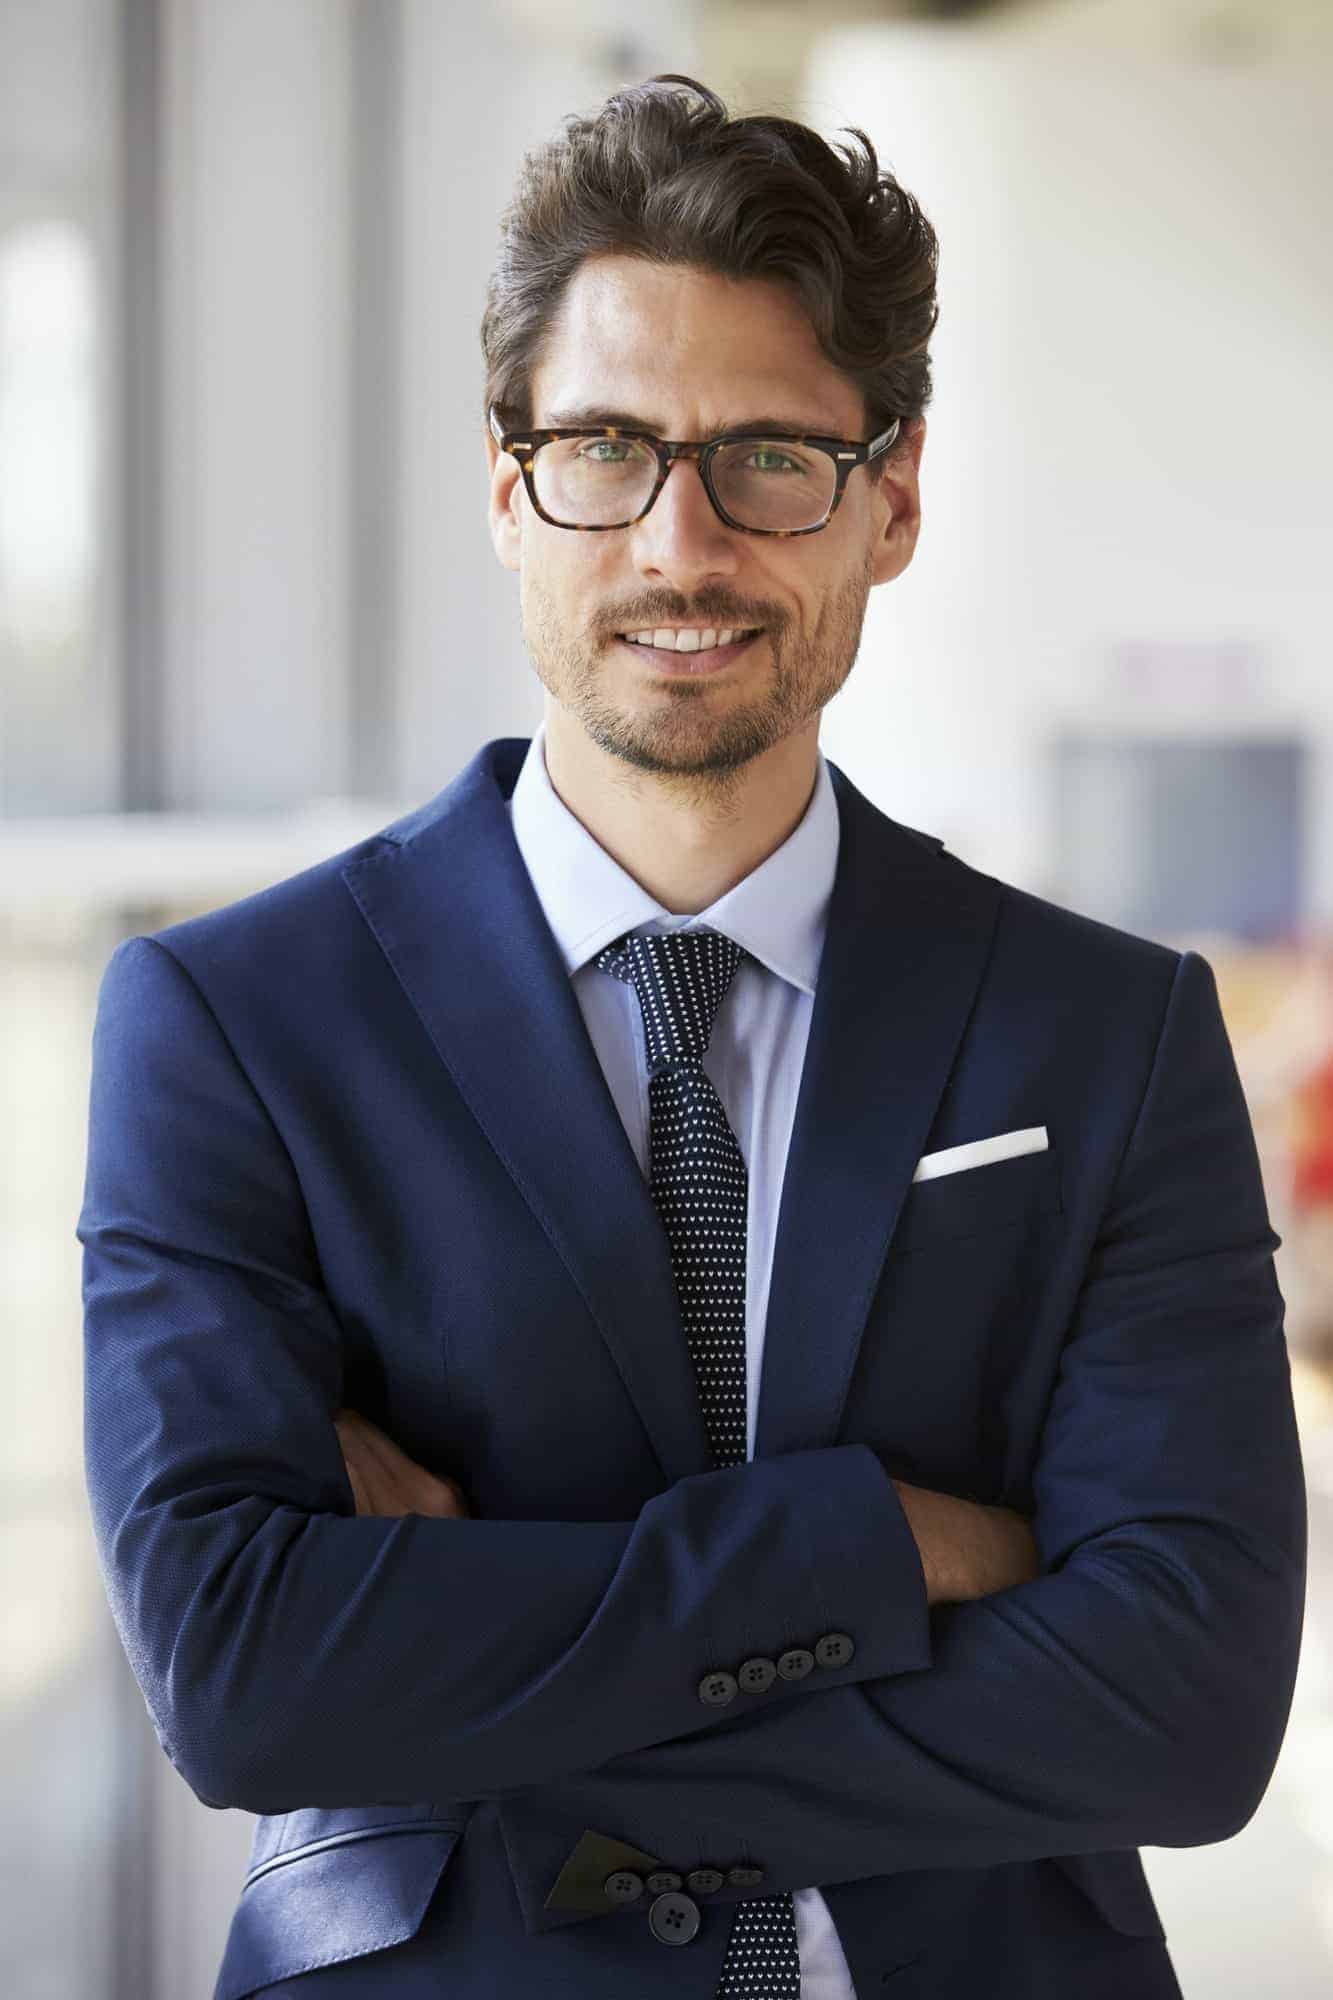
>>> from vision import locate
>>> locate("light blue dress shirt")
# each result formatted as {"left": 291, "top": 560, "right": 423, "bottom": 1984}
{"left": 507, "top": 715, "right": 858, "bottom": 1999}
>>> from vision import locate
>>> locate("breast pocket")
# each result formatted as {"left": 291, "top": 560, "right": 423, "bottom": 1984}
{"left": 214, "top": 1810, "right": 467, "bottom": 2000}
{"left": 890, "top": 1142, "right": 1063, "bottom": 1257}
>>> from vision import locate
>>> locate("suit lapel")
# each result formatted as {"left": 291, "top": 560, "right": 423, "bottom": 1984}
{"left": 342, "top": 736, "right": 1002, "bottom": 1485}
{"left": 754, "top": 759, "right": 1002, "bottom": 1459}
{"left": 342, "top": 736, "right": 713, "bottom": 1487}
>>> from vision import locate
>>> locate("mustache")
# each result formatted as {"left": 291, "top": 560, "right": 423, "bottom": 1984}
{"left": 605, "top": 607, "right": 777, "bottom": 633}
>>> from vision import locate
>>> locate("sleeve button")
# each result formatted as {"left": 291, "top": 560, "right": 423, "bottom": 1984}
{"left": 776, "top": 1647, "right": 814, "bottom": 1680}
{"left": 727, "top": 1865, "right": 765, "bottom": 1887}
{"left": 737, "top": 1655, "right": 777, "bottom": 1693}
{"left": 686, "top": 1866, "right": 725, "bottom": 1894}
{"left": 645, "top": 1870, "right": 683, "bottom": 1893}
{"left": 603, "top": 1869, "right": 644, "bottom": 1904}
{"left": 813, "top": 1631, "right": 854, "bottom": 1668}
{"left": 698, "top": 1669, "right": 738, "bottom": 1706}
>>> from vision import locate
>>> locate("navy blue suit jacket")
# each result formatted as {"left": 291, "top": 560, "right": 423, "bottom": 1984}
{"left": 77, "top": 735, "right": 1307, "bottom": 2000}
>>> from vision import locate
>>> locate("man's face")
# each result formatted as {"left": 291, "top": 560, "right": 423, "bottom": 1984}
{"left": 486, "top": 253, "right": 923, "bottom": 780}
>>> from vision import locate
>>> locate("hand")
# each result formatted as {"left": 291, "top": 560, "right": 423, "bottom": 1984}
{"left": 892, "top": 1479, "right": 1039, "bottom": 1606}
{"left": 333, "top": 1406, "right": 471, "bottom": 1519}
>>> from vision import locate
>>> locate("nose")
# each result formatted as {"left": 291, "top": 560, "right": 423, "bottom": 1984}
{"left": 629, "top": 454, "right": 741, "bottom": 588}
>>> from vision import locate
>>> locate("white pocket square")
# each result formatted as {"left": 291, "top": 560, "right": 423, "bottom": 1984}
{"left": 912, "top": 1124, "right": 1049, "bottom": 1183}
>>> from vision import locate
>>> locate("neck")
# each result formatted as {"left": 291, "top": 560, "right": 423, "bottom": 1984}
{"left": 540, "top": 708, "right": 821, "bottom": 916}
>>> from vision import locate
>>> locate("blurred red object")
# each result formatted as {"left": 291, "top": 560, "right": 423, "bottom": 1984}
{"left": 1291, "top": 1049, "right": 1333, "bottom": 1212}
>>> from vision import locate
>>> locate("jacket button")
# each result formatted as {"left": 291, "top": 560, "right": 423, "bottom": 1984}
{"left": 645, "top": 1870, "right": 683, "bottom": 1893}
{"left": 776, "top": 1647, "right": 814, "bottom": 1680}
{"left": 814, "top": 1631, "right": 854, "bottom": 1668}
{"left": 698, "top": 1669, "right": 738, "bottom": 1706}
{"left": 727, "top": 1865, "right": 765, "bottom": 1887}
{"left": 737, "top": 1656, "right": 777, "bottom": 1693}
{"left": 686, "top": 1866, "right": 725, "bottom": 1894}
{"left": 603, "top": 1869, "right": 644, "bottom": 1904}
{"left": 648, "top": 1891, "right": 700, "bottom": 1944}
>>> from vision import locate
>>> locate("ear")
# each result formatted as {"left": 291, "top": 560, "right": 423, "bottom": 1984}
{"left": 486, "top": 431, "right": 524, "bottom": 574}
{"left": 869, "top": 415, "right": 926, "bottom": 587}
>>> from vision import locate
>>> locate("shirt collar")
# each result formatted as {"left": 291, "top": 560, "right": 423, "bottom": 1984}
{"left": 506, "top": 716, "right": 839, "bottom": 996}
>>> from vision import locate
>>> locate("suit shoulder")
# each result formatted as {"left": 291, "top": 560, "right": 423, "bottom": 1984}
{"left": 111, "top": 809, "right": 415, "bottom": 984}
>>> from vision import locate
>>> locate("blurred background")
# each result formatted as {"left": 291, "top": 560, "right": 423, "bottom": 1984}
{"left": 2, "top": 0, "right": 1331, "bottom": 1993}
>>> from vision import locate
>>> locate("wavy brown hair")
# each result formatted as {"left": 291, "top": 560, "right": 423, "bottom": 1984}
{"left": 480, "top": 73, "right": 939, "bottom": 482}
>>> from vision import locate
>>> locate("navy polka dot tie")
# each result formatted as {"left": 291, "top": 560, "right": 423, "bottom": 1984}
{"left": 595, "top": 925, "right": 802, "bottom": 1997}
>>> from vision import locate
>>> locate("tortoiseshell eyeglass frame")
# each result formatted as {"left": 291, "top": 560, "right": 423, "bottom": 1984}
{"left": 487, "top": 405, "right": 903, "bottom": 537}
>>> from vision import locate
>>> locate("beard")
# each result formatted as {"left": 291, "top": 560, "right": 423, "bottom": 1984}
{"left": 518, "top": 548, "right": 875, "bottom": 796}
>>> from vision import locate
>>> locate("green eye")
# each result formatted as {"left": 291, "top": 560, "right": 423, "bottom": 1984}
{"left": 747, "top": 447, "right": 801, "bottom": 474}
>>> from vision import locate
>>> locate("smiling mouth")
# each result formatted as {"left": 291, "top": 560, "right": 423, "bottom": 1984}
{"left": 615, "top": 625, "right": 764, "bottom": 658}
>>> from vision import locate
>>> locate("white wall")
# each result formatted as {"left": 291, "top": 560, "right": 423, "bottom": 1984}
{"left": 0, "top": 0, "right": 119, "bottom": 815}
{"left": 394, "top": 0, "right": 553, "bottom": 796}
{"left": 160, "top": 0, "right": 352, "bottom": 810}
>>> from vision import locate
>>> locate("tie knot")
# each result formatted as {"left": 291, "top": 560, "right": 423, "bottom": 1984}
{"left": 594, "top": 926, "right": 746, "bottom": 1074}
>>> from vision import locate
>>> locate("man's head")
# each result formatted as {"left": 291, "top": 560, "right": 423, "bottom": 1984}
{"left": 481, "top": 74, "right": 938, "bottom": 791}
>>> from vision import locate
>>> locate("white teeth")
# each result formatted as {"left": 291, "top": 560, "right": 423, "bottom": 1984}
{"left": 622, "top": 625, "right": 752, "bottom": 652}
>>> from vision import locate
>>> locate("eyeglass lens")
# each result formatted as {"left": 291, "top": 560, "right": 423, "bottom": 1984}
{"left": 532, "top": 434, "right": 838, "bottom": 531}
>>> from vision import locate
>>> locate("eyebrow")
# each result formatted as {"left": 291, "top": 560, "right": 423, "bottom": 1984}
{"left": 540, "top": 403, "right": 849, "bottom": 440}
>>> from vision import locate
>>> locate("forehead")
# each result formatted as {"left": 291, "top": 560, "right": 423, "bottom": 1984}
{"left": 530, "top": 253, "right": 861, "bottom": 434}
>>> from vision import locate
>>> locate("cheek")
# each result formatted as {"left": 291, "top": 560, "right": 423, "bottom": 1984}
{"left": 520, "top": 549, "right": 606, "bottom": 641}
{"left": 746, "top": 557, "right": 807, "bottom": 633}
{"left": 539, "top": 539, "right": 626, "bottom": 614}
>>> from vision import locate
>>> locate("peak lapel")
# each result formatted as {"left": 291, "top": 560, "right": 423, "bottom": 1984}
{"left": 753, "top": 758, "right": 1003, "bottom": 1461}
{"left": 340, "top": 737, "right": 713, "bottom": 1488}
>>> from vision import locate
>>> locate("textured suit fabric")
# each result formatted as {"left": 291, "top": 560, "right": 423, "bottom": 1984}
{"left": 75, "top": 731, "right": 1306, "bottom": 2000}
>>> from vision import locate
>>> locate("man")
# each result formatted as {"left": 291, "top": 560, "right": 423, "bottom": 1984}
{"left": 79, "top": 75, "right": 1305, "bottom": 2000}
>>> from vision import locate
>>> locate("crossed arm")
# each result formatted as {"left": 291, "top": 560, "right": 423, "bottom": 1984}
{"left": 331, "top": 946, "right": 1308, "bottom": 1923}
{"left": 79, "top": 934, "right": 1306, "bottom": 1911}
{"left": 333, "top": 1404, "right": 1042, "bottom": 1608}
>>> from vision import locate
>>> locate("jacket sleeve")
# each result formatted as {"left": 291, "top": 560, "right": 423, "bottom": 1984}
{"left": 77, "top": 934, "right": 932, "bottom": 1813}
{"left": 494, "top": 949, "right": 1308, "bottom": 1932}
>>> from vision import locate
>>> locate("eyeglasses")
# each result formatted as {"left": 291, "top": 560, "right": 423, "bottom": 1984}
{"left": 487, "top": 405, "right": 901, "bottom": 537}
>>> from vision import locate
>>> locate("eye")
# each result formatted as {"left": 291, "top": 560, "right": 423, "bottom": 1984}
{"left": 577, "top": 437, "right": 635, "bottom": 464}
{"left": 744, "top": 446, "right": 803, "bottom": 475}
